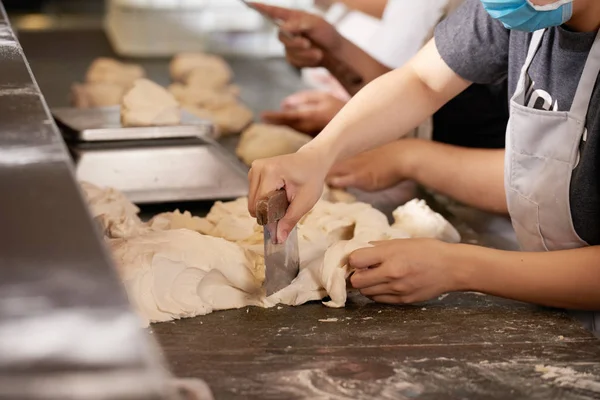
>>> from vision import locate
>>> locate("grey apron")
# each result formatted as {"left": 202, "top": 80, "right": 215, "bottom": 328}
{"left": 505, "top": 29, "right": 600, "bottom": 333}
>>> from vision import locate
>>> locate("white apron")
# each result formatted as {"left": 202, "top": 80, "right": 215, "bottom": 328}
{"left": 505, "top": 29, "right": 600, "bottom": 333}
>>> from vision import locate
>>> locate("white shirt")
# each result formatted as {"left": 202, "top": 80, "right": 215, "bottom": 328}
{"left": 302, "top": 0, "right": 451, "bottom": 95}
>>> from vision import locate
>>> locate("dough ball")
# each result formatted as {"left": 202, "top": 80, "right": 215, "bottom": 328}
{"left": 185, "top": 102, "right": 254, "bottom": 136}
{"left": 320, "top": 185, "right": 356, "bottom": 204}
{"left": 236, "top": 123, "right": 311, "bottom": 165}
{"left": 170, "top": 53, "right": 232, "bottom": 85}
{"left": 70, "top": 82, "right": 125, "bottom": 108}
{"left": 169, "top": 83, "right": 237, "bottom": 109}
{"left": 392, "top": 199, "right": 461, "bottom": 243}
{"left": 148, "top": 210, "right": 213, "bottom": 235}
{"left": 85, "top": 57, "right": 145, "bottom": 87}
{"left": 121, "top": 79, "right": 181, "bottom": 127}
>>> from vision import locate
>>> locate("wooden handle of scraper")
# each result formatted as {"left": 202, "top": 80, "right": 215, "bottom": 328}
{"left": 256, "top": 189, "right": 289, "bottom": 226}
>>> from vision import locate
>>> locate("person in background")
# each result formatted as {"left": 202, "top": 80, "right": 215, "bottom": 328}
{"left": 257, "top": 0, "right": 508, "bottom": 149}
{"left": 248, "top": 0, "right": 600, "bottom": 334}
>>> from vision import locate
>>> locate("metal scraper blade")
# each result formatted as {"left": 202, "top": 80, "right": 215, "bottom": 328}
{"left": 263, "top": 221, "right": 300, "bottom": 296}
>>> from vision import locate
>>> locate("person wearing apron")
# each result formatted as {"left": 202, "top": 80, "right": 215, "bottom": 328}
{"left": 247, "top": 0, "right": 600, "bottom": 335}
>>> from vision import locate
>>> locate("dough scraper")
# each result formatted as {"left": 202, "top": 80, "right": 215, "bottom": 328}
{"left": 256, "top": 189, "right": 300, "bottom": 296}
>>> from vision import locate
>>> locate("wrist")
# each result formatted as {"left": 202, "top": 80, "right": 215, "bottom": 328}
{"left": 395, "top": 139, "right": 424, "bottom": 181}
{"left": 443, "top": 242, "right": 480, "bottom": 292}
{"left": 298, "top": 137, "right": 339, "bottom": 172}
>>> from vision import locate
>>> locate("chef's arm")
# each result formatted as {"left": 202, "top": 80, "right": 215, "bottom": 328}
{"left": 405, "top": 141, "right": 508, "bottom": 214}
{"left": 333, "top": 0, "right": 388, "bottom": 18}
{"left": 304, "top": 39, "right": 471, "bottom": 166}
{"left": 453, "top": 245, "right": 600, "bottom": 310}
{"left": 330, "top": 36, "right": 391, "bottom": 95}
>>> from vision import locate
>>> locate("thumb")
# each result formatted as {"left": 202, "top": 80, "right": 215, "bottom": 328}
{"left": 276, "top": 187, "right": 320, "bottom": 243}
{"left": 248, "top": 3, "right": 295, "bottom": 22}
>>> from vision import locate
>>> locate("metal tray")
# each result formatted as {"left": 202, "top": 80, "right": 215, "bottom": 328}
{"left": 71, "top": 136, "right": 249, "bottom": 204}
{"left": 53, "top": 105, "right": 216, "bottom": 142}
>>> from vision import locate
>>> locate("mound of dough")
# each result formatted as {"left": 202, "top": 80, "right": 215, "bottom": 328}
{"left": 71, "top": 82, "right": 125, "bottom": 108}
{"left": 170, "top": 53, "right": 232, "bottom": 86}
{"left": 236, "top": 124, "right": 312, "bottom": 165}
{"left": 86, "top": 57, "right": 145, "bottom": 87}
{"left": 82, "top": 182, "right": 460, "bottom": 326}
{"left": 185, "top": 103, "right": 254, "bottom": 136}
{"left": 168, "top": 83, "right": 238, "bottom": 109}
{"left": 392, "top": 199, "right": 461, "bottom": 243}
{"left": 121, "top": 79, "right": 181, "bottom": 127}
{"left": 109, "top": 229, "right": 267, "bottom": 326}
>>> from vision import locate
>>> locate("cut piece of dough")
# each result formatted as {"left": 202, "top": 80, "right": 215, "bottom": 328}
{"left": 85, "top": 57, "right": 145, "bottom": 87}
{"left": 168, "top": 83, "right": 237, "bottom": 109}
{"left": 121, "top": 79, "right": 181, "bottom": 127}
{"left": 71, "top": 82, "right": 125, "bottom": 108}
{"left": 392, "top": 199, "right": 461, "bottom": 243}
{"left": 148, "top": 210, "right": 213, "bottom": 235}
{"left": 185, "top": 102, "right": 254, "bottom": 136}
{"left": 236, "top": 123, "right": 312, "bottom": 165}
{"left": 170, "top": 53, "right": 232, "bottom": 85}
{"left": 185, "top": 65, "right": 232, "bottom": 90}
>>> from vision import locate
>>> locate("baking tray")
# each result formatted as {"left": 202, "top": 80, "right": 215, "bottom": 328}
{"left": 70, "top": 136, "right": 249, "bottom": 204}
{"left": 52, "top": 105, "right": 216, "bottom": 142}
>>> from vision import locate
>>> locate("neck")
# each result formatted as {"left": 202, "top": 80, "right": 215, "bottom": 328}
{"left": 566, "top": 1, "right": 600, "bottom": 32}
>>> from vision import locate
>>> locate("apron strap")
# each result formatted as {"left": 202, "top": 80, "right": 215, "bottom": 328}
{"left": 570, "top": 30, "right": 600, "bottom": 120}
{"left": 514, "top": 29, "right": 546, "bottom": 105}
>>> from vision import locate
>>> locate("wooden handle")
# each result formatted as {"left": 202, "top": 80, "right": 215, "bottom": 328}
{"left": 256, "top": 189, "right": 289, "bottom": 226}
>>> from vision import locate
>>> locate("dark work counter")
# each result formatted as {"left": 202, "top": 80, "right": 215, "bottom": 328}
{"left": 17, "top": 29, "right": 600, "bottom": 400}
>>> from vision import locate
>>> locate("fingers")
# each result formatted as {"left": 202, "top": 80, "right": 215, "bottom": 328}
{"left": 247, "top": 3, "right": 296, "bottom": 22}
{"left": 348, "top": 246, "right": 385, "bottom": 270}
{"left": 247, "top": 167, "right": 260, "bottom": 217}
{"left": 326, "top": 173, "right": 357, "bottom": 189}
{"left": 368, "top": 295, "right": 405, "bottom": 305}
{"left": 261, "top": 110, "right": 303, "bottom": 125}
{"left": 350, "top": 267, "right": 389, "bottom": 289}
{"left": 277, "top": 185, "right": 321, "bottom": 243}
{"left": 282, "top": 90, "right": 327, "bottom": 109}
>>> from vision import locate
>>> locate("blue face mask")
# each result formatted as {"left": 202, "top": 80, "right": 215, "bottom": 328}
{"left": 481, "top": 0, "right": 574, "bottom": 32}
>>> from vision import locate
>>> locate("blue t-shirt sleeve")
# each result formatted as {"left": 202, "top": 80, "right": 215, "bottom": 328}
{"left": 434, "top": 0, "right": 510, "bottom": 85}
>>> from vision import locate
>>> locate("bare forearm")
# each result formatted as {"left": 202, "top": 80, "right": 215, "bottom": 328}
{"left": 454, "top": 244, "right": 600, "bottom": 310}
{"left": 330, "top": 38, "right": 391, "bottom": 95}
{"left": 335, "top": 0, "right": 388, "bottom": 18}
{"left": 305, "top": 40, "right": 471, "bottom": 167}
{"left": 405, "top": 140, "right": 507, "bottom": 214}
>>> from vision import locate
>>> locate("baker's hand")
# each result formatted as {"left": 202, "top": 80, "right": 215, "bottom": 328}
{"left": 249, "top": 3, "right": 342, "bottom": 68}
{"left": 261, "top": 90, "right": 346, "bottom": 136}
{"left": 248, "top": 147, "right": 330, "bottom": 243}
{"left": 349, "top": 239, "right": 463, "bottom": 304}
{"left": 327, "top": 140, "right": 418, "bottom": 192}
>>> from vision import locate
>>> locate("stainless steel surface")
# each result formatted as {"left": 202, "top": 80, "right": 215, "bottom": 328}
{"left": 53, "top": 106, "right": 216, "bottom": 142}
{"left": 72, "top": 137, "right": 249, "bottom": 204}
{"left": 0, "top": 6, "right": 174, "bottom": 399}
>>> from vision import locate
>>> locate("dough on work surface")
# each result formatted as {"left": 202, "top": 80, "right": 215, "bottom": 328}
{"left": 235, "top": 123, "right": 312, "bottom": 165}
{"left": 86, "top": 57, "right": 145, "bottom": 87}
{"left": 82, "top": 182, "right": 460, "bottom": 325}
{"left": 121, "top": 79, "right": 181, "bottom": 127}
{"left": 109, "top": 229, "right": 267, "bottom": 326}
{"left": 185, "top": 64, "right": 233, "bottom": 90}
{"left": 170, "top": 53, "right": 232, "bottom": 86}
{"left": 71, "top": 82, "right": 125, "bottom": 108}
{"left": 392, "top": 199, "right": 461, "bottom": 243}
{"left": 185, "top": 102, "right": 254, "bottom": 136}
{"left": 168, "top": 83, "right": 238, "bottom": 109}
{"left": 321, "top": 185, "right": 357, "bottom": 204}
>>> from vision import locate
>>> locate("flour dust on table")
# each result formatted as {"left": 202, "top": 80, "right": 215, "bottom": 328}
{"left": 81, "top": 182, "right": 460, "bottom": 326}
